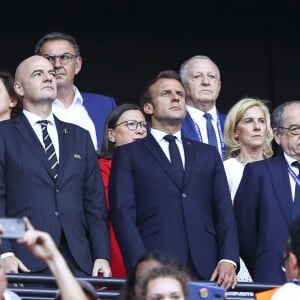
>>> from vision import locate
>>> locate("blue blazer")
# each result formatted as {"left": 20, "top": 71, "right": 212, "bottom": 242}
{"left": 81, "top": 92, "right": 117, "bottom": 150}
{"left": 0, "top": 114, "right": 109, "bottom": 273}
{"left": 109, "top": 134, "right": 239, "bottom": 279}
{"left": 182, "top": 111, "right": 227, "bottom": 158}
{"left": 234, "top": 154, "right": 292, "bottom": 284}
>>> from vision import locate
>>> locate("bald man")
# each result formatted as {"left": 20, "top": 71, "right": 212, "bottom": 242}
{"left": 0, "top": 55, "right": 111, "bottom": 277}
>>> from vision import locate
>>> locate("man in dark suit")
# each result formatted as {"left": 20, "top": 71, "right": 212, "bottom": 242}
{"left": 179, "top": 55, "right": 226, "bottom": 159}
{"left": 34, "top": 31, "right": 117, "bottom": 151}
{"left": 234, "top": 101, "right": 300, "bottom": 284}
{"left": 0, "top": 55, "right": 111, "bottom": 277}
{"left": 109, "top": 70, "right": 239, "bottom": 289}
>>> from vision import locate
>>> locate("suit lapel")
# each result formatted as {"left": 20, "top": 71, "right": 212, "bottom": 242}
{"left": 16, "top": 114, "right": 55, "bottom": 180}
{"left": 143, "top": 135, "right": 183, "bottom": 189}
{"left": 268, "top": 154, "right": 293, "bottom": 227}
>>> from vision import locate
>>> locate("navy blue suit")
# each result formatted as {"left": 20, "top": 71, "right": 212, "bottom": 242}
{"left": 109, "top": 134, "right": 239, "bottom": 279}
{"left": 234, "top": 154, "right": 292, "bottom": 284}
{"left": 0, "top": 113, "right": 109, "bottom": 274}
{"left": 182, "top": 110, "right": 226, "bottom": 158}
{"left": 81, "top": 92, "right": 117, "bottom": 150}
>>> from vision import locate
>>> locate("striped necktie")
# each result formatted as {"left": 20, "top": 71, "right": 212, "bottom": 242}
{"left": 38, "top": 120, "right": 59, "bottom": 180}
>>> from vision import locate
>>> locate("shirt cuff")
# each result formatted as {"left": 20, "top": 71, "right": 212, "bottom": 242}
{"left": 219, "top": 259, "right": 237, "bottom": 269}
{"left": 0, "top": 252, "right": 15, "bottom": 259}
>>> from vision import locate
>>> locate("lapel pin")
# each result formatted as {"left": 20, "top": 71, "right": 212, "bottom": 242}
{"left": 64, "top": 128, "right": 68, "bottom": 134}
{"left": 74, "top": 154, "right": 81, "bottom": 159}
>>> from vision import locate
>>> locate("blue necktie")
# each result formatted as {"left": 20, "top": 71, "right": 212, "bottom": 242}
{"left": 38, "top": 120, "right": 59, "bottom": 180}
{"left": 164, "top": 135, "right": 184, "bottom": 183}
{"left": 292, "top": 161, "right": 300, "bottom": 220}
{"left": 204, "top": 113, "right": 218, "bottom": 148}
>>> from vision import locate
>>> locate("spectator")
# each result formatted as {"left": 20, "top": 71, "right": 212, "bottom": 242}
{"left": 180, "top": 55, "right": 226, "bottom": 159}
{"left": 34, "top": 31, "right": 117, "bottom": 150}
{"left": 0, "top": 55, "right": 111, "bottom": 278}
{"left": 234, "top": 100, "right": 300, "bottom": 283}
{"left": 140, "top": 265, "right": 190, "bottom": 300}
{"left": 0, "top": 71, "right": 22, "bottom": 120}
{"left": 99, "top": 103, "right": 148, "bottom": 277}
{"left": 121, "top": 251, "right": 188, "bottom": 300}
{"left": 109, "top": 70, "right": 239, "bottom": 289}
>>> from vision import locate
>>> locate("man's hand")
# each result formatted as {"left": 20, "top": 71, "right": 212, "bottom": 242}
{"left": 210, "top": 261, "right": 237, "bottom": 290}
{"left": 92, "top": 259, "right": 111, "bottom": 277}
{"left": 1, "top": 255, "right": 30, "bottom": 274}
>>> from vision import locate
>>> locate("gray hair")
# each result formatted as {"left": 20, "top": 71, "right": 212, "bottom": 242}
{"left": 179, "top": 55, "right": 220, "bottom": 84}
{"left": 271, "top": 100, "right": 300, "bottom": 129}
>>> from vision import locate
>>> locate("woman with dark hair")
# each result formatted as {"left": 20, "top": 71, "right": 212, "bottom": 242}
{"left": 0, "top": 71, "right": 22, "bottom": 120}
{"left": 98, "top": 103, "right": 147, "bottom": 277}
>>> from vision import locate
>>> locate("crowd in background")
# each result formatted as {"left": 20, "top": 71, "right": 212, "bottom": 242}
{"left": 0, "top": 31, "right": 300, "bottom": 299}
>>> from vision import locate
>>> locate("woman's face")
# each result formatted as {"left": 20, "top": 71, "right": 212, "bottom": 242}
{"left": 134, "top": 260, "right": 162, "bottom": 300}
{"left": 234, "top": 106, "right": 267, "bottom": 150}
{"left": 108, "top": 110, "right": 147, "bottom": 147}
{"left": 146, "top": 277, "right": 185, "bottom": 300}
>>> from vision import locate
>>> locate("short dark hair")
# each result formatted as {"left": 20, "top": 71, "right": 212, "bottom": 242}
{"left": 139, "top": 70, "right": 183, "bottom": 108}
{"left": 34, "top": 31, "right": 81, "bottom": 57}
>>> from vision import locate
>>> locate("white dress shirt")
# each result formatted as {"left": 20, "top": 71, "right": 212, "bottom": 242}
{"left": 52, "top": 85, "right": 98, "bottom": 150}
{"left": 186, "top": 105, "right": 221, "bottom": 152}
{"left": 150, "top": 128, "right": 185, "bottom": 168}
{"left": 23, "top": 110, "right": 60, "bottom": 161}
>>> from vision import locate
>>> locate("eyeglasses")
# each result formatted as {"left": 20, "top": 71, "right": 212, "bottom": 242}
{"left": 43, "top": 53, "right": 77, "bottom": 65}
{"left": 278, "top": 125, "right": 300, "bottom": 135}
{"left": 281, "top": 253, "right": 290, "bottom": 272}
{"left": 115, "top": 120, "right": 148, "bottom": 131}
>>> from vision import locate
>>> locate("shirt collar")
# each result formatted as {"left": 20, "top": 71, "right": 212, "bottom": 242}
{"left": 151, "top": 128, "right": 182, "bottom": 143}
{"left": 53, "top": 85, "right": 83, "bottom": 106}
{"left": 284, "top": 152, "right": 299, "bottom": 167}
{"left": 23, "top": 109, "right": 56, "bottom": 126}
{"left": 186, "top": 105, "right": 218, "bottom": 120}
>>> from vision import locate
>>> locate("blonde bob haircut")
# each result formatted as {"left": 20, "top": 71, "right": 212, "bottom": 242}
{"left": 224, "top": 97, "right": 273, "bottom": 160}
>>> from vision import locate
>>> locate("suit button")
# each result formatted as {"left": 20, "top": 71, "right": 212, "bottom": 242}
{"left": 56, "top": 189, "right": 60, "bottom": 193}
{"left": 182, "top": 193, "right": 187, "bottom": 198}
{"left": 54, "top": 211, "right": 59, "bottom": 216}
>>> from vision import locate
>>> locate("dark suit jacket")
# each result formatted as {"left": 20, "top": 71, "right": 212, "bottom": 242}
{"left": 234, "top": 154, "right": 292, "bottom": 284}
{"left": 182, "top": 110, "right": 226, "bottom": 158}
{"left": 81, "top": 92, "right": 117, "bottom": 150}
{"left": 0, "top": 113, "right": 109, "bottom": 273}
{"left": 109, "top": 134, "right": 239, "bottom": 279}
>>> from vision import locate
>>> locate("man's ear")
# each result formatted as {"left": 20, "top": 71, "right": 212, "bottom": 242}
{"left": 74, "top": 56, "right": 82, "bottom": 75}
{"left": 143, "top": 103, "right": 154, "bottom": 115}
{"left": 14, "top": 82, "right": 24, "bottom": 97}
{"left": 273, "top": 128, "right": 281, "bottom": 145}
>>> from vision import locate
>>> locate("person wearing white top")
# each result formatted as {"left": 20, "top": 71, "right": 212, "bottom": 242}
{"left": 223, "top": 98, "right": 273, "bottom": 283}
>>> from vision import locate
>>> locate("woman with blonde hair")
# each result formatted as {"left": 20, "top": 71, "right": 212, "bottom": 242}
{"left": 223, "top": 97, "right": 273, "bottom": 283}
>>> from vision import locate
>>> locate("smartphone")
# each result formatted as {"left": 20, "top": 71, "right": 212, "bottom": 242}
{"left": 187, "top": 282, "right": 225, "bottom": 300}
{"left": 0, "top": 218, "right": 25, "bottom": 239}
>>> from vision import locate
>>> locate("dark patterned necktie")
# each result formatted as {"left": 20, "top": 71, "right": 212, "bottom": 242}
{"left": 204, "top": 113, "right": 218, "bottom": 148}
{"left": 292, "top": 161, "right": 300, "bottom": 220}
{"left": 38, "top": 120, "right": 59, "bottom": 180}
{"left": 164, "top": 135, "right": 184, "bottom": 183}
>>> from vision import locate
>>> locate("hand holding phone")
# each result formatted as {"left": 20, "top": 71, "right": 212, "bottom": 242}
{"left": 0, "top": 218, "right": 25, "bottom": 239}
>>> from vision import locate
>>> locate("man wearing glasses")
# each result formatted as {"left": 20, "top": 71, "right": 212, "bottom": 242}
{"left": 34, "top": 32, "right": 117, "bottom": 151}
{"left": 234, "top": 101, "right": 300, "bottom": 284}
